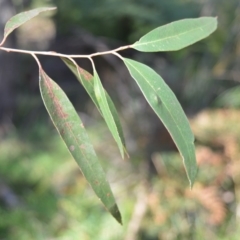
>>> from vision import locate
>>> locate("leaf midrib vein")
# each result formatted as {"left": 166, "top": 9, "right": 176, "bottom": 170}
{"left": 133, "top": 20, "right": 213, "bottom": 48}
{"left": 94, "top": 73, "right": 123, "bottom": 157}
{"left": 127, "top": 60, "right": 193, "bottom": 164}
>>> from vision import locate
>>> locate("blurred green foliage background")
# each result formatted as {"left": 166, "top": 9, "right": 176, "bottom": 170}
{"left": 1, "top": 0, "right": 240, "bottom": 239}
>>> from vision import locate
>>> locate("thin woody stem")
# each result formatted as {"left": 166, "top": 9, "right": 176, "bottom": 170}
{"left": 31, "top": 53, "right": 42, "bottom": 69}
{"left": 112, "top": 51, "right": 124, "bottom": 60}
{"left": 88, "top": 57, "right": 96, "bottom": 72}
{"left": 88, "top": 45, "right": 131, "bottom": 57}
{"left": 0, "top": 44, "right": 132, "bottom": 59}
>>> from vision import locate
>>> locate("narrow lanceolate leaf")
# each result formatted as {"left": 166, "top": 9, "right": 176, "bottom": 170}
{"left": 0, "top": 7, "right": 56, "bottom": 45}
{"left": 39, "top": 69, "right": 122, "bottom": 224}
{"left": 123, "top": 58, "right": 197, "bottom": 187}
{"left": 62, "top": 58, "right": 127, "bottom": 157}
{"left": 93, "top": 69, "right": 125, "bottom": 158}
{"left": 132, "top": 17, "right": 217, "bottom": 52}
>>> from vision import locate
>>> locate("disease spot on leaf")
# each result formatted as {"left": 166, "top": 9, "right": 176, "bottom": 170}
{"left": 95, "top": 180, "right": 100, "bottom": 185}
{"left": 42, "top": 73, "right": 68, "bottom": 119}
{"left": 59, "top": 128, "right": 65, "bottom": 135}
{"left": 57, "top": 109, "right": 68, "bottom": 119}
{"left": 150, "top": 93, "right": 161, "bottom": 106}
{"left": 54, "top": 85, "right": 60, "bottom": 90}
{"left": 70, "top": 145, "right": 75, "bottom": 151}
{"left": 78, "top": 67, "right": 92, "bottom": 81}
{"left": 80, "top": 144, "right": 86, "bottom": 149}
{"left": 80, "top": 123, "right": 84, "bottom": 128}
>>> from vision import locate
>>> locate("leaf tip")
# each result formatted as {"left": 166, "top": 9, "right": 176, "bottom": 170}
{"left": 189, "top": 166, "right": 198, "bottom": 189}
{"left": 109, "top": 204, "right": 122, "bottom": 225}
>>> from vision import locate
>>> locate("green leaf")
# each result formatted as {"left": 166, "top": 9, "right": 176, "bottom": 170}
{"left": 93, "top": 69, "right": 125, "bottom": 158}
{"left": 0, "top": 7, "right": 56, "bottom": 45}
{"left": 123, "top": 58, "right": 197, "bottom": 187}
{"left": 132, "top": 17, "right": 217, "bottom": 52}
{"left": 39, "top": 69, "right": 122, "bottom": 224}
{"left": 62, "top": 58, "right": 127, "bottom": 158}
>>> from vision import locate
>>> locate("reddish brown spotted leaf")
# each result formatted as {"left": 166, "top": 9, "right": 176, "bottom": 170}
{"left": 39, "top": 69, "right": 122, "bottom": 224}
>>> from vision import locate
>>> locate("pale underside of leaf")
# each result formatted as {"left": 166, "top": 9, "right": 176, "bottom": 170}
{"left": 93, "top": 69, "right": 125, "bottom": 158}
{"left": 132, "top": 17, "right": 217, "bottom": 52}
{"left": 62, "top": 58, "right": 127, "bottom": 158}
{"left": 123, "top": 58, "right": 197, "bottom": 187}
{"left": 39, "top": 69, "right": 122, "bottom": 224}
{"left": 1, "top": 7, "right": 56, "bottom": 45}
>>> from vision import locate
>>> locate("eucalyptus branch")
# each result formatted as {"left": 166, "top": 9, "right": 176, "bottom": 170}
{"left": 31, "top": 53, "right": 42, "bottom": 69}
{"left": 0, "top": 6, "right": 217, "bottom": 224}
{"left": 0, "top": 44, "right": 132, "bottom": 59}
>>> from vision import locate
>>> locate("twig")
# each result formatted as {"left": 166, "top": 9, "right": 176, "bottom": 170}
{"left": 0, "top": 44, "right": 132, "bottom": 59}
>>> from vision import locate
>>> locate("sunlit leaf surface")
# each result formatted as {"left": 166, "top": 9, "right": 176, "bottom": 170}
{"left": 132, "top": 17, "right": 217, "bottom": 52}
{"left": 123, "top": 58, "right": 197, "bottom": 187}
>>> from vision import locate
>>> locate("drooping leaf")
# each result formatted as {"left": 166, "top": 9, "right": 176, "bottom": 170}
{"left": 62, "top": 58, "right": 127, "bottom": 157}
{"left": 39, "top": 69, "right": 122, "bottom": 224}
{"left": 93, "top": 69, "right": 125, "bottom": 158}
{"left": 132, "top": 17, "right": 217, "bottom": 52}
{"left": 0, "top": 7, "right": 56, "bottom": 45}
{"left": 123, "top": 58, "right": 197, "bottom": 187}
